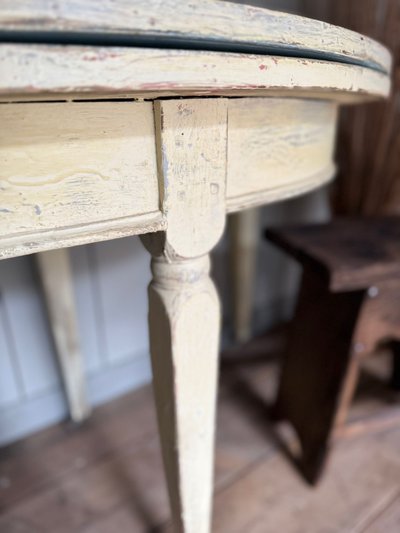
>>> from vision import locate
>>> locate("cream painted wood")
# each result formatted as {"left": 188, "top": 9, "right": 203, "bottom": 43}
{"left": 148, "top": 256, "right": 219, "bottom": 533}
{"left": 0, "top": 45, "right": 390, "bottom": 102}
{"left": 0, "top": 101, "right": 163, "bottom": 259}
{"left": 141, "top": 99, "right": 227, "bottom": 533}
{"left": 226, "top": 98, "right": 338, "bottom": 212}
{"left": 0, "top": 100, "right": 159, "bottom": 231}
{"left": 36, "top": 249, "right": 90, "bottom": 422}
{"left": 227, "top": 97, "right": 337, "bottom": 344}
{"left": 1, "top": 97, "right": 336, "bottom": 259}
{"left": 151, "top": 99, "right": 227, "bottom": 259}
{"left": 0, "top": 3, "right": 391, "bottom": 532}
{"left": 0, "top": 0, "right": 391, "bottom": 74}
{"left": 229, "top": 209, "right": 261, "bottom": 343}
{"left": 0, "top": 212, "right": 165, "bottom": 261}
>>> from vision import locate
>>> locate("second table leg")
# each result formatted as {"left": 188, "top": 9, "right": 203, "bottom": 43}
{"left": 36, "top": 249, "right": 91, "bottom": 422}
{"left": 229, "top": 208, "right": 260, "bottom": 343}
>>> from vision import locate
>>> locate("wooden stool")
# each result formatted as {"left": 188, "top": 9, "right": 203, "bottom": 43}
{"left": 266, "top": 216, "right": 400, "bottom": 484}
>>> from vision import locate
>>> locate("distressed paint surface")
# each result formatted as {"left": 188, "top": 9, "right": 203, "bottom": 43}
{"left": 0, "top": 0, "right": 391, "bottom": 73}
{"left": 148, "top": 256, "right": 219, "bottom": 533}
{"left": 0, "top": 45, "right": 390, "bottom": 102}
{"left": 141, "top": 99, "right": 228, "bottom": 532}
{"left": 0, "top": 101, "right": 159, "bottom": 235}
{"left": 0, "top": 101, "right": 164, "bottom": 258}
{"left": 151, "top": 99, "right": 228, "bottom": 259}
{"left": 0, "top": 5, "right": 392, "bottom": 531}
{"left": 227, "top": 98, "right": 338, "bottom": 211}
{"left": 0, "top": 212, "right": 166, "bottom": 260}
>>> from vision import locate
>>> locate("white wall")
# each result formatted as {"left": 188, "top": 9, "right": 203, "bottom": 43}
{"left": 213, "top": 187, "right": 331, "bottom": 339}
{"left": 0, "top": 184, "right": 330, "bottom": 447}
{"left": 0, "top": 238, "right": 152, "bottom": 445}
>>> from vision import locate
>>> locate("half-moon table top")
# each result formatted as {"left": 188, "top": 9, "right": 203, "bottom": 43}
{"left": 0, "top": 0, "right": 392, "bottom": 102}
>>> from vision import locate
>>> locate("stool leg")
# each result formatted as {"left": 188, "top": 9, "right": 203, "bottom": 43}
{"left": 390, "top": 341, "right": 400, "bottom": 391}
{"left": 274, "top": 271, "right": 365, "bottom": 483}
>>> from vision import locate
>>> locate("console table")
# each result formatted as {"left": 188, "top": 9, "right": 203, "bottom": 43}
{"left": 0, "top": 1, "right": 391, "bottom": 531}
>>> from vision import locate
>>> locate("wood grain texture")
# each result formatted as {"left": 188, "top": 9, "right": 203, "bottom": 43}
{"left": 0, "top": 96, "right": 340, "bottom": 259}
{"left": 0, "top": 100, "right": 163, "bottom": 258}
{"left": 0, "top": 212, "right": 166, "bottom": 260}
{"left": 148, "top": 256, "right": 220, "bottom": 533}
{"left": 266, "top": 216, "right": 400, "bottom": 291}
{"left": 0, "top": 45, "right": 390, "bottom": 102}
{"left": 212, "top": 429, "right": 400, "bottom": 533}
{"left": 364, "top": 493, "right": 400, "bottom": 532}
{"left": 0, "top": 0, "right": 391, "bottom": 73}
{"left": 303, "top": 0, "right": 400, "bottom": 218}
{"left": 35, "top": 249, "right": 90, "bottom": 423}
{"left": 227, "top": 166, "right": 336, "bottom": 213}
{"left": 227, "top": 98, "right": 338, "bottom": 211}
{"left": 141, "top": 99, "right": 228, "bottom": 532}
{"left": 148, "top": 98, "right": 228, "bottom": 260}
{"left": 273, "top": 270, "right": 365, "bottom": 483}
{"left": 268, "top": 217, "right": 400, "bottom": 483}
{"left": 4, "top": 348, "right": 400, "bottom": 533}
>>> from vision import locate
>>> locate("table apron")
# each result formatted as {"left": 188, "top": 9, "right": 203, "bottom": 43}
{"left": 0, "top": 97, "right": 338, "bottom": 258}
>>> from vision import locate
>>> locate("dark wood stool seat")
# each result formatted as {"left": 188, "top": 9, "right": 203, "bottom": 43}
{"left": 266, "top": 215, "right": 400, "bottom": 484}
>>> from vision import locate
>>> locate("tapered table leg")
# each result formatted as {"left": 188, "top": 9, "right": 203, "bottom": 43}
{"left": 142, "top": 98, "right": 228, "bottom": 532}
{"left": 148, "top": 255, "right": 219, "bottom": 532}
{"left": 36, "top": 249, "right": 91, "bottom": 422}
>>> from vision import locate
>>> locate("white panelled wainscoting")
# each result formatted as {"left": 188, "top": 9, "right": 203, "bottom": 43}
{"left": 0, "top": 237, "right": 152, "bottom": 446}
{"left": 0, "top": 0, "right": 332, "bottom": 447}
{"left": 0, "top": 187, "right": 330, "bottom": 446}
{"left": 1, "top": 0, "right": 316, "bottom": 448}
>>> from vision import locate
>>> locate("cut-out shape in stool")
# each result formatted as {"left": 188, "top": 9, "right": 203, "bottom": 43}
{"left": 266, "top": 216, "right": 400, "bottom": 484}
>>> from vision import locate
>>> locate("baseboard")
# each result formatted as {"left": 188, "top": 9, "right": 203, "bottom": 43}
{"left": 0, "top": 351, "right": 152, "bottom": 447}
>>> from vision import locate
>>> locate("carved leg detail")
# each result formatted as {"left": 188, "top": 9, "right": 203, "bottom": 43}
{"left": 148, "top": 255, "right": 219, "bottom": 533}
{"left": 36, "top": 249, "right": 91, "bottom": 422}
{"left": 144, "top": 98, "right": 227, "bottom": 531}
